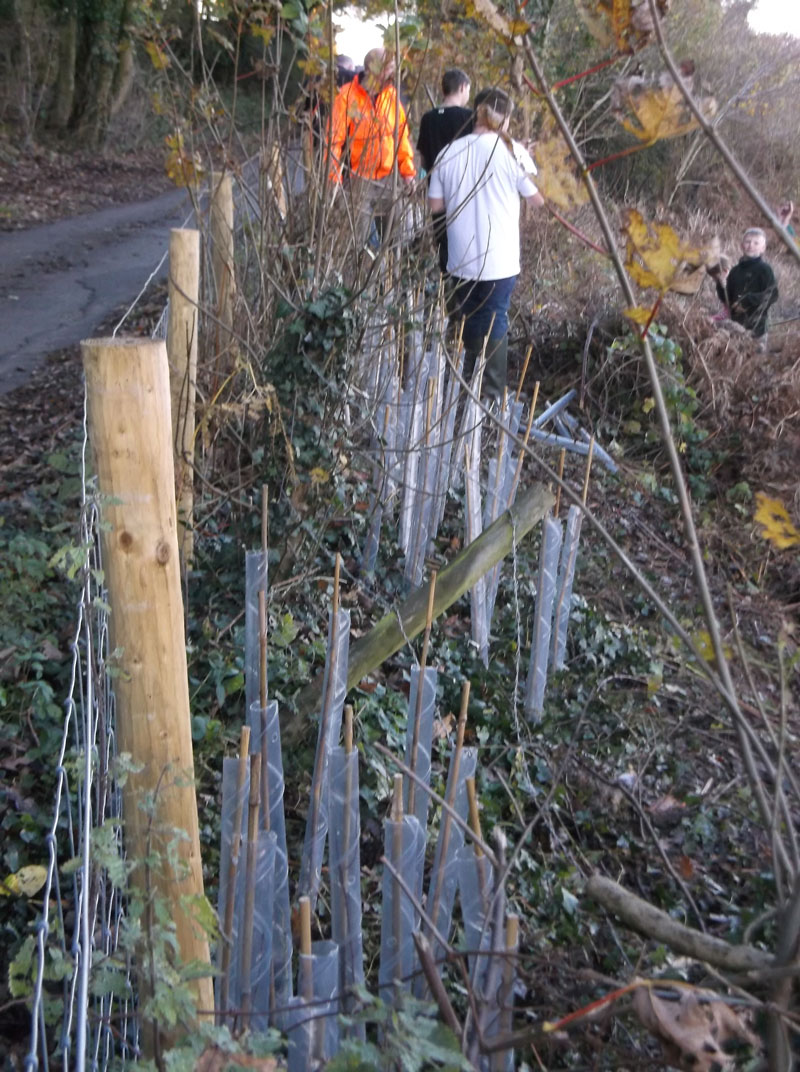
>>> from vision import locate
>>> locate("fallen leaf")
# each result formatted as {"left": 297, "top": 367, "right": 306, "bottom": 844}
{"left": 433, "top": 714, "right": 456, "bottom": 741}
{"left": 647, "top": 793, "right": 686, "bottom": 829}
{"left": 754, "top": 493, "right": 800, "bottom": 550}
{"left": 195, "top": 1046, "right": 279, "bottom": 1071}
{"left": 677, "top": 854, "right": 695, "bottom": 880}
{"left": 632, "top": 984, "right": 759, "bottom": 1071}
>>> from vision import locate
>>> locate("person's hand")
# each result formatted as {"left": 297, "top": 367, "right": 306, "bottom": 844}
{"left": 402, "top": 174, "right": 416, "bottom": 193}
{"left": 779, "top": 200, "right": 794, "bottom": 226}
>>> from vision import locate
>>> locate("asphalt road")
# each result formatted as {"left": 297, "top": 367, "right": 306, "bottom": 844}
{"left": 0, "top": 188, "right": 195, "bottom": 394}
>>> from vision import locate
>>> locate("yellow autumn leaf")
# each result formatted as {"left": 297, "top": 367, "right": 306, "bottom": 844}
{"left": 2, "top": 865, "right": 47, "bottom": 898}
{"left": 617, "top": 82, "right": 698, "bottom": 144}
{"left": 642, "top": 397, "right": 655, "bottom": 413}
{"left": 533, "top": 116, "right": 588, "bottom": 210}
{"left": 623, "top": 305, "right": 653, "bottom": 326}
{"left": 310, "top": 467, "right": 330, "bottom": 486}
{"left": 250, "top": 24, "right": 275, "bottom": 46}
{"left": 144, "top": 40, "right": 170, "bottom": 71}
{"left": 574, "top": 0, "right": 670, "bottom": 53}
{"left": 164, "top": 133, "right": 206, "bottom": 189}
{"left": 754, "top": 493, "right": 800, "bottom": 550}
{"left": 692, "top": 630, "right": 732, "bottom": 663}
{"left": 623, "top": 209, "right": 700, "bottom": 293}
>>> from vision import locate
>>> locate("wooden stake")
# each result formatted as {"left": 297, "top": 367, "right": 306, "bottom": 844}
{"left": 240, "top": 753, "right": 261, "bottom": 1022}
{"left": 554, "top": 449, "right": 566, "bottom": 519}
{"left": 210, "top": 172, "right": 235, "bottom": 381}
{"left": 515, "top": 344, "right": 533, "bottom": 403}
{"left": 82, "top": 336, "right": 212, "bottom": 1026}
{"left": 407, "top": 571, "right": 437, "bottom": 818}
{"left": 291, "top": 484, "right": 553, "bottom": 728}
{"left": 167, "top": 228, "right": 200, "bottom": 571}
{"left": 219, "top": 725, "right": 251, "bottom": 1023}
{"left": 581, "top": 436, "right": 595, "bottom": 506}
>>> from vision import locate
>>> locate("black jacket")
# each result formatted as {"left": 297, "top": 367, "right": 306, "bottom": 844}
{"left": 716, "top": 255, "right": 778, "bottom": 337}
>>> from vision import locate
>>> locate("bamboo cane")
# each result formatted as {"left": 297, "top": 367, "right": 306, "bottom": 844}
{"left": 582, "top": 436, "right": 595, "bottom": 505}
{"left": 219, "top": 725, "right": 251, "bottom": 1023}
{"left": 305, "top": 553, "right": 342, "bottom": 906}
{"left": 239, "top": 753, "right": 261, "bottom": 1023}
{"left": 554, "top": 448, "right": 566, "bottom": 519}
{"left": 391, "top": 774, "right": 404, "bottom": 984}
{"left": 406, "top": 570, "right": 437, "bottom": 818}
{"left": 490, "top": 914, "right": 519, "bottom": 1072}
{"left": 426, "top": 682, "right": 469, "bottom": 938}
{"left": 515, "top": 344, "right": 533, "bottom": 404}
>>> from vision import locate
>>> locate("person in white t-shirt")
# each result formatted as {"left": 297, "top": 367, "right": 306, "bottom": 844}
{"left": 428, "top": 87, "right": 544, "bottom": 399}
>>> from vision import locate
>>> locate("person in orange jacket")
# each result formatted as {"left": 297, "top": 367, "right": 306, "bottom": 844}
{"left": 326, "top": 46, "right": 416, "bottom": 252}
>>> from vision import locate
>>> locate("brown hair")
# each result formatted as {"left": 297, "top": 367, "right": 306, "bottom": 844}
{"left": 474, "top": 88, "right": 515, "bottom": 155}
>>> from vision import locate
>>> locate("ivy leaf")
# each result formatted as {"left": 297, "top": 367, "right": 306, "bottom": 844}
{"left": 1, "top": 864, "right": 47, "bottom": 897}
{"left": 754, "top": 493, "right": 800, "bottom": 550}
{"left": 623, "top": 209, "right": 700, "bottom": 293}
{"left": 533, "top": 116, "right": 588, "bottom": 210}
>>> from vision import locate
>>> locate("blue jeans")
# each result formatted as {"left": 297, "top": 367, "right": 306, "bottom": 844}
{"left": 447, "top": 275, "right": 518, "bottom": 351}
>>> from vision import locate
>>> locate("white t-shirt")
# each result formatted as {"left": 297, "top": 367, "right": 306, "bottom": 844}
{"left": 428, "top": 132, "right": 538, "bottom": 280}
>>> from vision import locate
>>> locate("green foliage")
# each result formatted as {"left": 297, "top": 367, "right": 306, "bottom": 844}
{"left": 328, "top": 989, "right": 472, "bottom": 1071}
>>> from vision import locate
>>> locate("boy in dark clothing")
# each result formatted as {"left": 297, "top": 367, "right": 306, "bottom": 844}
{"left": 417, "top": 68, "right": 472, "bottom": 272}
{"left": 711, "top": 228, "right": 778, "bottom": 340}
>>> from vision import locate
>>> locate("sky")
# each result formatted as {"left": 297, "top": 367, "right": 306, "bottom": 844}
{"left": 332, "top": 0, "right": 800, "bottom": 64}
{"left": 747, "top": 0, "right": 800, "bottom": 36}
{"left": 334, "top": 7, "right": 389, "bottom": 65}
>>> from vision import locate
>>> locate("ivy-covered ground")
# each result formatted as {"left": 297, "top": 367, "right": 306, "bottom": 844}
{"left": 1, "top": 198, "right": 799, "bottom": 1068}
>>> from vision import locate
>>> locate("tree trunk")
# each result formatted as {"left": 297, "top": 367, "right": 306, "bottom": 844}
{"left": 69, "top": 0, "right": 126, "bottom": 148}
{"left": 51, "top": 10, "right": 77, "bottom": 131}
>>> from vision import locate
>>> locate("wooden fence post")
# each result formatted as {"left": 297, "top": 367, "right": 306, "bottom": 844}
{"left": 82, "top": 336, "right": 214, "bottom": 1032}
{"left": 210, "top": 171, "right": 235, "bottom": 378}
{"left": 167, "top": 227, "right": 200, "bottom": 569}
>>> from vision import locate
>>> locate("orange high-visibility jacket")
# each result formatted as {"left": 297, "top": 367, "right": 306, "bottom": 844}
{"left": 327, "top": 77, "right": 416, "bottom": 184}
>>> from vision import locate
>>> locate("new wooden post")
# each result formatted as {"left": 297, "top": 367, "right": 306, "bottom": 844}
{"left": 210, "top": 171, "right": 235, "bottom": 376}
{"left": 82, "top": 336, "right": 213, "bottom": 1029}
{"left": 167, "top": 228, "right": 200, "bottom": 569}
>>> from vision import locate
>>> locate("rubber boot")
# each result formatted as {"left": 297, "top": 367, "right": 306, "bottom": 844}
{"left": 482, "top": 334, "right": 508, "bottom": 402}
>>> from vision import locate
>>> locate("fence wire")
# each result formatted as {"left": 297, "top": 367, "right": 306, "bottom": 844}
{"left": 25, "top": 396, "right": 136, "bottom": 1072}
